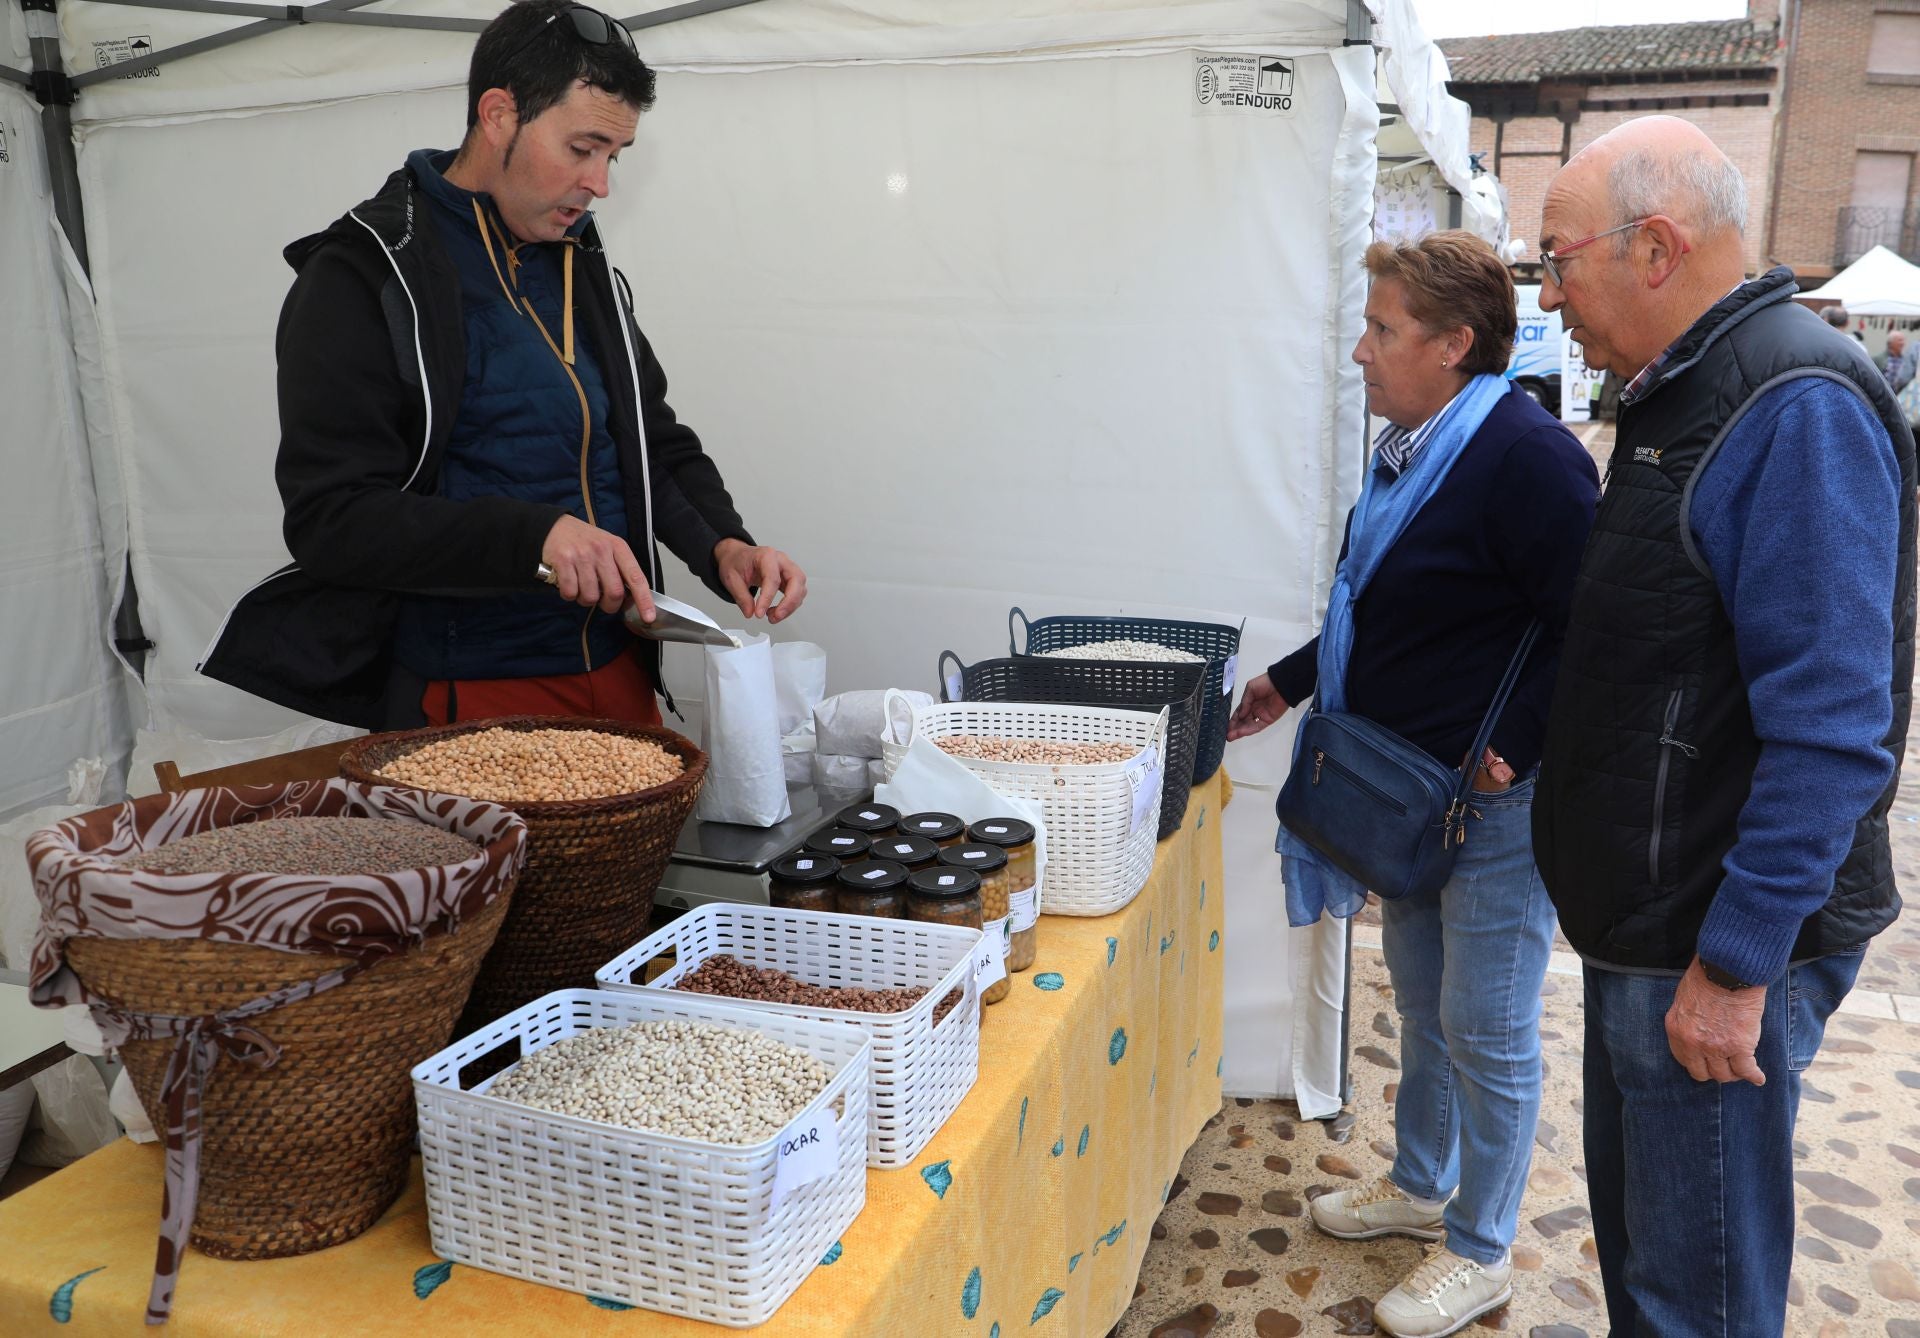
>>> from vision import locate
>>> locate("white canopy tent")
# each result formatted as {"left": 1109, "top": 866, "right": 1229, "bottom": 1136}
{"left": 1800, "top": 244, "right": 1920, "bottom": 318}
{"left": 3, "top": 0, "right": 1491, "bottom": 1119}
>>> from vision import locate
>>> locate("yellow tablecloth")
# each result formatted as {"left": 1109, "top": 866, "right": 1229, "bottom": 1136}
{"left": 0, "top": 773, "right": 1228, "bottom": 1337}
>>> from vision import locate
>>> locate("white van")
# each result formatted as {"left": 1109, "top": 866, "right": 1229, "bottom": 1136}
{"left": 1507, "top": 284, "right": 1563, "bottom": 415}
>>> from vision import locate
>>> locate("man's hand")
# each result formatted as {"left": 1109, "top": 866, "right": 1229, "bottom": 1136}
{"left": 714, "top": 538, "right": 807, "bottom": 625}
{"left": 1227, "top": 673, "right": 1291, "bottom": 741}
{"left": 1665, "top": 957, "right": 1768, "bottom": 1086}
{"left": 541, "top": 515, "right": 656, "bottom": 621}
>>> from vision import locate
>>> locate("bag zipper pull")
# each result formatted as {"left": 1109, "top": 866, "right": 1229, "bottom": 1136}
{"left": 1312, "top": 750, "right": 1325, "bottom": 785}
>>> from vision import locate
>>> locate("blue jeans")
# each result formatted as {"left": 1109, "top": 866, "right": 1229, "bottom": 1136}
{"left": 1380, "top": 776, "right": 1557, "bottom": 1266}
{"left": 1582, "top": 948, "right": 1864, "bottom": 1336}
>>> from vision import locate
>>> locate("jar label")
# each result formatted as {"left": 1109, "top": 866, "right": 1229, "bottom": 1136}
{"left": 889, "top": 843, "right": 913, "bottom": 856}
{"left": 863, "top": 868, "right": 888, "bottom": 880}
{"left": 917, "top": 820, "right": 943, "bottom": 830}
{"left": 983, "top": 824, "right": 1008, "bottom": 835}
{"left": 975, "top": 916, "right": 1010, "bottom": 989}
{"left": 796, "top": 859, "right": 815, "bottom": 870}
{"left": 961, "top": 850, "right": 986, "bottom": 860}
{"left": 938, "top": 874, "right": 956, "bottom": 886}
{"left": 1011, "top": 887, "right": 1038, "bottom": 931}
{"left": 831, "top": 837, "right": 856, "bottom": 847}
{"left": 859, "top": 810, "right": 882, "bottom": 821}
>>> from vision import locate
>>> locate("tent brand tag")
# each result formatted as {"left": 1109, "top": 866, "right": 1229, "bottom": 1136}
{"left": 93, "top": 35, "right": 162, "bottom": 80}
{"left": 1193, "top": 53, "right": 1295, "bottom": 116}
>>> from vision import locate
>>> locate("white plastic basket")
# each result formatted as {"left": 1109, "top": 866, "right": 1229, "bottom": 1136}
{"left": 597, "top": 903, "right": 982, "bottom": 1169}
{"left": 411, "top": 988, "right": 869, "bottom": 1328}
{"left": 881, "top": 701, "right": 1167, "bottom": 916}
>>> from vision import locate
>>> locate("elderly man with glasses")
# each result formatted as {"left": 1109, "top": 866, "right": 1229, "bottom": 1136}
{"left": 203, "top": 0, "right": 806, "bottom": 729}
{"left": 1530, "top": 115, "right": 1914, "bottom": 1335}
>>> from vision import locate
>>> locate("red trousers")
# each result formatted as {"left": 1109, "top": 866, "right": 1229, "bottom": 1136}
{"left": 421, "top": 647, "right": 663, "bottom": 728}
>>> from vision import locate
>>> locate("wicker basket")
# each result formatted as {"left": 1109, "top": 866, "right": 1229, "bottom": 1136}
{"left": 339, "top": 716, "right": 708, "bottom": 1032}
{"left": 939, "top": 651, "right": 1204, "bottom": 838}
{"left": 1009, "top": 606, "right": 1243, "bottom": 785}
{"left": 38, "top": 781, "right": 525, "bottom": 1265}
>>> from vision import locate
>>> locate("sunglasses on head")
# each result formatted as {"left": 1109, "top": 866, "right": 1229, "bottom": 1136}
{"left": 517, "top": 4, "right": 637, "bottom": 59}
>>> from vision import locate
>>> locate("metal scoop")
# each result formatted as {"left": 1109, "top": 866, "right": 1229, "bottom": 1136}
{"left": 537, "top": 563, "right": 742, "bottom": 648}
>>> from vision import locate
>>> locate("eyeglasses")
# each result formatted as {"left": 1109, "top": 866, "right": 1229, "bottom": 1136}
{"left": 516, "top": 4, "right": 637, "bottom": 60}
{"left": 1541, "top": 218, "right": 1648, "bottom": 286}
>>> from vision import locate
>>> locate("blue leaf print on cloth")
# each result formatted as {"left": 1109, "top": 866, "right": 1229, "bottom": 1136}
{"left": 1050, "top": 1136, "right": 1065, "bottom": 1157}
{"left": 1098, "top": 1221, "right": 1127, "bottom": 1248}
{"left": 1198, "top": 808, "right": 1206, "bottom": 829}
{"left": 1031, "top": 1288, "right": 1066, "bottom": 1324}
{"left": 992, "top": 1325, "right": 1001, "bottom": 1338}
{"left": 1162, "top": 1180, "right": 1172, "bottom": 1203}
{"left": 1217, "top": 1056, "right": 1224, "bottom": 1077}
{"left": 962, "top": 1266, "right": 983, "bottom": 1319}
{"left": 1188, "top": 1041, "right": 1199, "bottom": 1067}
{"left": 49, "top": 1268, "right": 104, "bottom": 1324}
{"left": 413, "top": 1260, "right": 453, "bottom": 1301}
{"left": 1019, "top": 1096, "right": 1029, "bottom": 1149}
{"left": 1209, "top": 930, "right": 1220, "bottom": 951}
{"left": 587, "top": 1295, "right": 635, "bottom": 1311}
{"left": 921, "top": 1160, "right": 954, "bottom": 1199}
{"left": 1200, "top": 880, "right": 1207, "bottom": 908}
{"left": 1068, "top": 1253, "right": 1084, "bottom": 1274}
{"left": 1076, "top": 1125, "right": 1090, "bottom": 1157}
{"left": 1149, "top": 1069, "right": 1158, "bottom": 1096}
{"left": 1105, "top": 938, "right": 1118, "bottom": 966}
{"left": 1160, "top": 932, "right": 1173, "bottom": 955}
{"left": 1109, "top": 1028, "right": 1128, "bottom": 1064}
{"left": 821, "top": 1240, "right": 843, "bottom": 1266}
{"left": 1033, "top": 973, "right": 1064, "bottom": 991}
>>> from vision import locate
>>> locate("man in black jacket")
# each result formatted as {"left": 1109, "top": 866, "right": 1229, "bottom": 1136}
{"left": 201, "top": 0, "right": 804, "bottom": 729}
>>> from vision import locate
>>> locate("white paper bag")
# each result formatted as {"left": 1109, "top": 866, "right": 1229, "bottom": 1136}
{"left": 815, "top": 689, "right": 932, "bottom": 760}
{"left": 691, "top": 631, "right": 793, "bottom": 827}
{"left": 772, "top": 642, "right": 828, "bottom": 738}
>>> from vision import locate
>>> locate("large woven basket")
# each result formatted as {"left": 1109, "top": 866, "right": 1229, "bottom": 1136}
{"left": 38, "top": 781, "right": 525, "bottom": 1264}
{"left": 72, "top": 892, "right": 511, "bottom": 1259}
{"left": 339, "top": 715, "right": 709, "bottom": 1033}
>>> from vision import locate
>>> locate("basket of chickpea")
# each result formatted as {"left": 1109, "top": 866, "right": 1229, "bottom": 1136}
{"left": 340, "top": 716, "right": 708, "bottom": 1031}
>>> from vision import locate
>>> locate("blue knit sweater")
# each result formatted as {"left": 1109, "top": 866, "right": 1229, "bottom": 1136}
{"left": 1688, "top": 377, "right": 1903, "bottom": 987}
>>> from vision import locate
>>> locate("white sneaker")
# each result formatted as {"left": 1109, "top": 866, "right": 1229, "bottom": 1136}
{"left": 1308, "top": 1175, "right": 1448, "bottom": 1242}
{"left": 1373, "top": 1243, "right": 1515, "bottom": 1338}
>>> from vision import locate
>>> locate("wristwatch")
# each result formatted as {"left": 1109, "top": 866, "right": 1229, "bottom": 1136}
{"left": 1699, "top": 958, "right": 1759, "bottom": 991}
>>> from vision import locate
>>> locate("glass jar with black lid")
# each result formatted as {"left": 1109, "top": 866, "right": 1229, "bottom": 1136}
{"left": 767, "top": 852, "right": 840, "bottom": 913}
{"left": 834, "top": 802, "right": 900, "bottom": 838}
{"left": 939, "top": 843, "right": 1011, "bottom": 1003}
{"left": 905, "top": 866, "right": 983, "bottom": 929}
{"left": 804, "top": 828, "right": 872, "bottom": 866}
{"left": 866, "top": 833, "right": 941, "bottom": 872}
{"left": 898, "top": 811, "right": 966, "bottom": 848}
{"left": 969, "top": 818, "right": 1038, "bottom": 972}
{"left": 835, "top": 859, "right": 910, "bottom": 918}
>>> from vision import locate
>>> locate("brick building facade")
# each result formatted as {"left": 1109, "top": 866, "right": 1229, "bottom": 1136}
{"left": 1440, "top": 15, "right": 1780, "bottom": 280}
{"left": 1766, "top": 0, "right": 1920, "bottom": 279}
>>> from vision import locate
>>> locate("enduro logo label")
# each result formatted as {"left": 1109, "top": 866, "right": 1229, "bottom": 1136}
{"left": 1193, "top": 53, "right": 1297, "bottom": 116}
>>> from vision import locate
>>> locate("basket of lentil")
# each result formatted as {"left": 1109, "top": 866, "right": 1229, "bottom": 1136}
{"left": 339, "top": 715, "right": 707, "bottom": 1033}
{"left": 596, "top": 900, "right": 983, "bottom": 1168}
{"left": 938, "top": 648, "right": 1204, "bottom": 838}
{"left": 24, "top": 779, "right": 527, "bottom": 1323}
{"left": 412, "top": 987, "right": 869, "bottom": 1326}
{"left": 881, "top": 698, "right": 1168, "bottom": 915}
{"left": 1009, "top": 606, "right": 1244, "bottom": 786}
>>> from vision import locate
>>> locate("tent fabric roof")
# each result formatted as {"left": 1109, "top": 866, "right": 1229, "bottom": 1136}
{"left": 1436, "top": 18, "right": 1778, "bottom": 87}
{"left": 1798, "top": 245, "right": 1920, "bottom": 319}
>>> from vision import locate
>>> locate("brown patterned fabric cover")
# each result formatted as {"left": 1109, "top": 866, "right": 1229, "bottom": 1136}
{"left": 25, "top": 780, "right": 526, "bottom": 1325}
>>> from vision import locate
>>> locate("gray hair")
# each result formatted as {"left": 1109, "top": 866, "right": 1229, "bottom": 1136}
{"left": 1822, "top": 305, "right": 1851, "bottom": 328}
{"left": 1606, "top": 144, "right": 1748, "bottom": 253}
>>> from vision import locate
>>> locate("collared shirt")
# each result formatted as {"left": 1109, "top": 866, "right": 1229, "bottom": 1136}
{"left": 1619, "top": 279, "right": 1756, "bottom": 407}
{"left": 1372, "top": 384, "right": 1466, "bottom": 480}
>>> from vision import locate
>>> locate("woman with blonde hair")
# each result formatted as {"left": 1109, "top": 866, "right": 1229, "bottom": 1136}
{"left": 1230, "top": 232, "right": 1599, "bottom": 1336}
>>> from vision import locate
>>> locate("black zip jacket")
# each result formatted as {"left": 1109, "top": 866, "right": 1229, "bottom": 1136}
{"left": 199, "top": 162, "right": 753, "bottom": 727}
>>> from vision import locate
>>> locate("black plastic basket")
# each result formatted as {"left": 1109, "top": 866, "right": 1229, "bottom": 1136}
{"left": 1009, "top": 607, "right": 1244, "bottom": 786}
{"left": 937, "top": 651, "right": 1205, "bottom": 839}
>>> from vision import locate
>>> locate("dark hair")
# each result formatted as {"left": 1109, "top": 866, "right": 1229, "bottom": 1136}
{"left": 466, "top": 0, "right": 656, "bottom": 131}
{"left": 1362, "top": 231, "right": 1516, "bottom": 376}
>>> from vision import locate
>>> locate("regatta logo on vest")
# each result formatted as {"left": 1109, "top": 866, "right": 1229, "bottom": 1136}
{"left": 1633, "top": 446, "right": 1663, "bottom": 466}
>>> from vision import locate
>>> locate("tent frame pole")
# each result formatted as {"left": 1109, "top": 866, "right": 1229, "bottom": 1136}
{"left": 64, "top": 0, "right": 770, "bottom": 86}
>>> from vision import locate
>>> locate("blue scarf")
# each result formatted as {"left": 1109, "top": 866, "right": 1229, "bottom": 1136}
{"left": 1279, "top": 374, "right": 1513, "bottom": 927}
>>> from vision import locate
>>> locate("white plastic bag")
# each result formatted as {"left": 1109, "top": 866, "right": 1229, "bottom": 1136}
{"left": 876, "top": 736, "right": 1048, "bottom": 917}
{"left": 691, "top": 632, "right": 793, "bottom": 827}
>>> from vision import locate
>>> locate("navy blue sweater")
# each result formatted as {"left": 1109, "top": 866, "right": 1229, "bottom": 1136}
{"left": 1269, "top": 388, "right": 1600, "bottom": 777}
